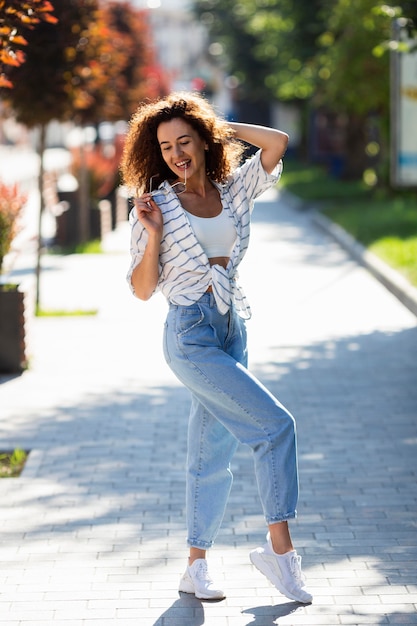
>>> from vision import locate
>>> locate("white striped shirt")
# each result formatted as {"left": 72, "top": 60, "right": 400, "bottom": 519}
{"left": 127, "top": 149, "right": 282, "bottom": 319}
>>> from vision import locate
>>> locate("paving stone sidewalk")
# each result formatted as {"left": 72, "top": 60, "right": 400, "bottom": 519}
{"left": 1, "top": 191, "right": 416, "bottom": 626}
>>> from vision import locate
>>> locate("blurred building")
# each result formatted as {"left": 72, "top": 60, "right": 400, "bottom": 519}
{"left": 130, "top": 0, "right": 233, "bottom": 110}
{"left": 147, "top": 4, "right": 210, "bottom": 92}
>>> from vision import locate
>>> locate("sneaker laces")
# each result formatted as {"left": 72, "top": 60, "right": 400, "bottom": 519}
{"left": 193, "top": 560, "right": 212, "bottom": 583}
{"left": 288, "top": 553, "right": 306, "bottom": 587}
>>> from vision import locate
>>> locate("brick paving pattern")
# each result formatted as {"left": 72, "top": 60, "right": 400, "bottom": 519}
{"left": 1, "top": 190, "right": 416, "bottom": 625}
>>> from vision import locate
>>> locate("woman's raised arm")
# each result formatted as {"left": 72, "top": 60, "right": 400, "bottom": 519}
{"left": 228, "top": 122, "right": 289, "bottom": 174}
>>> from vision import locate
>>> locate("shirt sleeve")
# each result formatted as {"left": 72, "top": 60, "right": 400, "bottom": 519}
{"left": 126, "top": 207, "right": 163, "bottom": 297}
{"left": 126, "top": 208, "right": 145, "bottom": 295}
{"left": 234, "top": 149, "right": 283, "bottom": 204}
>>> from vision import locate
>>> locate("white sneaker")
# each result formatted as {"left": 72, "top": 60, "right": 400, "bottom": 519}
{"left": 250, "top": 536, "right": 312, "bottom": 604}
{"left": 178, "top": 559, "right": 225, "bottom": 600}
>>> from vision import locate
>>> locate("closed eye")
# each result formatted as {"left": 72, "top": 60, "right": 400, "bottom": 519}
{"left": 162, "top": 140, "right": 190, "bottom": 151}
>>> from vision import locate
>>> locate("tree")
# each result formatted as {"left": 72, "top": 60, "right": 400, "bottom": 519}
{"left": 1, "top": 0, "right": 168, "bottom": 309}
{"left": 314, "top": 0, "right": 416, "bottom": 179}
{"left": 194, "top": 0, "right": 326, "bottom": 115}
{"left": 0, "top": 0, "right": 102, "bottom": 309}
{"left": 97, "top": 1, "right": 169, "bottom": 122}
{"left": 60, "top": 1, "right": 169, "bottom": 244}
{"left": 1, "top": 0, "right": 103, "bottom": 126}
{"left": 313, "top": 0, "right": 392, "bottom": 178}
{"left": 0, "top": 0, "right": 57, "bottom": 88}
{"left": 61, "top": 1, "right": 163, "bottom": 126}
{"left": 195, "top": 0, "right": 276, "bottom": 121}
{"left": 194, "top": 0, "right": 417, "bottom": 181}
{"left": 69, "top": 2, "right": 169, "bottom": 234}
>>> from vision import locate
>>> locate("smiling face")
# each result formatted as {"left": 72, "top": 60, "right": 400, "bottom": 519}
{"left": 156, "top": 117, "right": 207, "bottom": 182}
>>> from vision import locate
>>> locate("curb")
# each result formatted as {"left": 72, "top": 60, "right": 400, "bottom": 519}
{"left": 312, "top": 210, "right": 417, "bottom": 319}
{"left": 279, "top": 189, "right": 417, "bottom": 319}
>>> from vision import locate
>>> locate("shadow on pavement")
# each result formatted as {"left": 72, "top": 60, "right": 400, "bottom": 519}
{"left": 1, "top": 316, "right": 417, "bottom": 625}
{"left": 153, "top": 594, "right": 205, "bottom": 626}
{"left": 151, "top": 596, "right": 301, "bottom": 625}
{"left": 242, "top": 601, "right": 301, "bottom": 625}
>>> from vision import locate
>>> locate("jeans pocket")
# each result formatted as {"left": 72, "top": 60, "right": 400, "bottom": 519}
{"left": 177, "top": 304, "right": 204, "bottom": 337}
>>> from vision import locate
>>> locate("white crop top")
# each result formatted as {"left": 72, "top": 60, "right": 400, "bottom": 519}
{"left": 186, "top": 208, "right": 236, "bottom": 258}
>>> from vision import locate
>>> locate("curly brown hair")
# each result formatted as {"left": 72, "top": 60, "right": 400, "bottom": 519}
{"left": 120, "top": 92, "right": 245, "bottom": 193}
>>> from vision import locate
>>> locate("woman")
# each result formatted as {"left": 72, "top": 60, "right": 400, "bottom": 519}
{"left": 121, "top": 92, "right": 312, "bottom": 604}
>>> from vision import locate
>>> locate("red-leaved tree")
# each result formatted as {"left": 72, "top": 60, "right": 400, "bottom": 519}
{"left": 0, "top": 0, "right": 169, "bottom": 309}
{"left": 0, "top": 0, "right": 57, "bottom": 88}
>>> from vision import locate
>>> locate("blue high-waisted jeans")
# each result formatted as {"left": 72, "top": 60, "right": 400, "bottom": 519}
{"left": 163, "top": 292, "right": 299, "bottom": 549}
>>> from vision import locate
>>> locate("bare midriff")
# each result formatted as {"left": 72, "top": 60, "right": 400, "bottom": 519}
{"left": 209, "top": 256, "right": 229, "bottom": 269}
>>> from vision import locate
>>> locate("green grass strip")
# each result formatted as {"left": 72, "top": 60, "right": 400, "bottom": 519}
{"left": 0, "top": 448, "right": 28, "bottom": 478}
{"left": 36, "top": 308, "right": 98, "bottom": 317}
{"left": 281, "top": 159, "right": 417, "bottom": 287}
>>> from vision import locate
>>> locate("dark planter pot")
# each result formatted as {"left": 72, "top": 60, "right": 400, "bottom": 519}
{"left": 0, "top": 285, "right": 27, "bottom": 374}
{"left": 55, "top": 201, "right": 102, "bottom": 247}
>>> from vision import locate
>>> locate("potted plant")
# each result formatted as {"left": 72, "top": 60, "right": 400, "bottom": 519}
{"left": 0, "top": 181, "right": 27, "bottom": 373}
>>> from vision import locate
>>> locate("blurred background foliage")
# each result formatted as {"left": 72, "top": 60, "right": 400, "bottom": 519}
{"left": 0, "top": 0, "right": 416, "bottom": 291}
{"left": 1, "top": 0, "right": 416, "bottom": 185}
{"left": 194, "top": 0, "right": 417, "bottom": 182}
{"left": 0, "top": 0, "right": 169, "bottom": 125}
